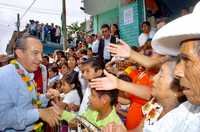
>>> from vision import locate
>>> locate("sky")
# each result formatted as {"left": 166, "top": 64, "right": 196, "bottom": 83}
{"left": 0, "top": 0, "right": 89, "bottom": 54}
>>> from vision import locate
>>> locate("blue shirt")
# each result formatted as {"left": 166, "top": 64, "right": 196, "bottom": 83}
{"left": 0, "top": 62, "right": 49, "bottom": 131}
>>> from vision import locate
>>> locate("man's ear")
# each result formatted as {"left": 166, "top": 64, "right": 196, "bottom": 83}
{"left": 15, "top": 49, "right": 24, "bottom": 59}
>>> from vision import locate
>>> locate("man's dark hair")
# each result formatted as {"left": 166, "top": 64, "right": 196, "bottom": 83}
{"left": 81, "top": 57, "right": 103, "bottom": 72}
{"left": 141, "top": 21, "right": 151, "bottom": 27}
{"left": 15, "top": 35, "right": 39, "bottom": 51}
{"left": 101, "top": 24, "right": 110, "bottom": 30}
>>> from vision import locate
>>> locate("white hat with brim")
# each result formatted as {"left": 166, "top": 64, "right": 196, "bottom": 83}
{"left": 152, "top": 2, "right": 200, "bottom": 56}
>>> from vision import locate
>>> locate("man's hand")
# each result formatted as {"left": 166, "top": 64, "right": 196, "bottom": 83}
{"left": 46, "top": 88, "right": 60, "bottom": 99}
{"left": 108, "top": 39, "right": 132, "bottom": 58}
{"left": 90, "top": 70, "right": 118, "bottom": 90}
{"left": 38, "top": 107, "right": 60, "bottom": 127}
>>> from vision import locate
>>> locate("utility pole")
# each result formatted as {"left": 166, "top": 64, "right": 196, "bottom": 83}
{"left": 17, "top": 13, "right": 20, "bottom": 32}
{"left": 62, "top": 0, "right": 68, "bottom": 50}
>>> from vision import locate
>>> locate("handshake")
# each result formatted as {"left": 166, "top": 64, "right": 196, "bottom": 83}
{"left": 38, "top": 89, "right": 63, "bottom": 127}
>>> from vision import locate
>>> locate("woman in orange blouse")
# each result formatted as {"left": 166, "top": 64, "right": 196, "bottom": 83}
{"left": 125, "top": 66, "right": 156, "bottom": 129}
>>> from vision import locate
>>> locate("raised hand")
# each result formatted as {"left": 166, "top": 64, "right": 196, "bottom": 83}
{"left": 46, "top": 88, "right": 60, "bottom": 99}
{"left": 38, "top": 107, "right": 60, "bottom": 127}
{"left": 108, "top": 39, "right": 132, "bottom": 58}
{"left": 89, "top": 70, "right": 118, "bottom": 90}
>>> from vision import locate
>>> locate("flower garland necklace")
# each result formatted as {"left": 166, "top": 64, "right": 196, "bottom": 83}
{"left": 10, "top": 59, "right": 41, "bottom": 107}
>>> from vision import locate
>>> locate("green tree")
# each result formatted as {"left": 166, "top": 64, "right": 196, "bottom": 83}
{"left": 66, "top": 22, "right": 81, "bottom": 37}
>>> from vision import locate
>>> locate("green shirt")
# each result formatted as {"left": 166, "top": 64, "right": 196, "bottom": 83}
{"left": 61, "top": 107, "right": 123, "bottom": 128}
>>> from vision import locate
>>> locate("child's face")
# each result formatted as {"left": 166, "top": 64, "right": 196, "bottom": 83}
{"left": 68, "top": 56, "right": 76, "bottom": 69}
{"left": 81, "top": 64, "right": 102, "bottom": 81}
{"left": 61, "top": 81, "right": 72, "bottom": 93}
{"left": 60, "top": 65, "right": 69, "bottom": 75}
{"left": 48, "top": 70, "right": 55, "bottom": 78}
{"left": 87, "top": 50, "right": 93, "bottom": 57}
{"left": 89, "top": 89, "right": 102, "bottom": 111}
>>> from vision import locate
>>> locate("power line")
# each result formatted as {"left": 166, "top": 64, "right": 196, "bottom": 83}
{"left": 0, "top": 6, "right": 60, "bottom": 16}
{"left": 20, "top": 0, "right": 38, "bottom": 20}
{"left": 0, "top": 2, "right": 60, "bottom": 13}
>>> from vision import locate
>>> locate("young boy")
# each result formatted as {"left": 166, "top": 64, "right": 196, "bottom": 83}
{"left": 78, "top": 57, "right": 104, "bottom": 114}
{"left": 60, "top": 88, "right": 123, "bottom": 130}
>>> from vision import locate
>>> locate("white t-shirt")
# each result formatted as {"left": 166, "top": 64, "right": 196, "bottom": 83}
{"left": 138, "top": 30, "right": 155, "bottom": 47}
{"left": 78, "top": 71, "right": 88, "bottom": 94}
{"left": 144, "top": 101, "right": 200, "bottom": 132}
{"left": 62, "top": 90, "right": 81, "bottom": 105}
{"left": 78, "top": 85, "right": 91, "bottom": 114}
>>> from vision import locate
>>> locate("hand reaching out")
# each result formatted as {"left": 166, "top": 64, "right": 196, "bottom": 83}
{"left": 46, "top": 88, "right": 60, "bottom": 99}
{"left": 89, "top": 70, "right": 118, "bottom": 90}
{"left": 38, "top": 107, "right": 60, "bottom": 127}
{"left": 108, "top": 39, "right": 132, "bottom": 58}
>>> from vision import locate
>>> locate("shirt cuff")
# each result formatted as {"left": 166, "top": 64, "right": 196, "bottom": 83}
{"left": 26, "top": 109, "right": 40, "bottom": 125}
{"left": 40, "top": 94, "right": 49, "bottom": 107}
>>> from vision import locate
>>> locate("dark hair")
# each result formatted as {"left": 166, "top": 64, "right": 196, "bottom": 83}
{"left": 62, "top": 71, "right": 83, "bottom": 102}
{"left": 117, "top": 74, "right": 132, "bottom": 82}
{"left": 87, "top": 48, "right": 92, "bottom": 51}
{"left": 141, "top": 21, "right": 151, "bottom": 27}
{"left": 15, "top": 35, "right": 39, "bottom": 51}
{"left": 112, "top": 24, "right": 120, "bottom": 38}
{"left": 43, "top": 55, "right": 49, "bottom": 62}
{"left": 48, "top": 64, "right": 59, "bottom": 75}
{"left": 95, "top": 89, "right": 119, "bottom": 106}
{"left": 79, "top": 48, "right": 87, "bottom": 55}
{"left": 59, "top": 62, "right": 69, "bottom": 69}
{"left": 91, "top": 34, "right": 96, "bottom": 37}
{"left": 56, "top": 50, "right": 65, "bottom": 57}
{"left": 101, "top": 24, "right": 110, "bottom": 30}
{"left": 81, "top": 57, "right": 103, "bottom": 72}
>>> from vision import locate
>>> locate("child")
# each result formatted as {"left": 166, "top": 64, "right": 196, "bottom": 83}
{"left": 60, "top": 72, "right": 83, "bottom": 110}
{"left": 58, "top": 62, "right": 70, "bottom": 80}
{"left": 78, "top": 57, "right": 104, "bottom": 114}
{"left": 60, "top": 88, "right": 124, "bottom": 130}
{"left": 48, "top": 64, "right": 59, "bottom": 87}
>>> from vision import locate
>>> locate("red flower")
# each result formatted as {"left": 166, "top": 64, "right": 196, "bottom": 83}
{"left": 17, "top": 69, "right": 24, "bottom": 75}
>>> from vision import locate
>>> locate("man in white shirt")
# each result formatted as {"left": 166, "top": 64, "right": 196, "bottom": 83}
{"left": 97, "top": 24, "right": 116, "bottom": 64}
{"left": 138, "top": 21, "right": 155, "bottom": 47}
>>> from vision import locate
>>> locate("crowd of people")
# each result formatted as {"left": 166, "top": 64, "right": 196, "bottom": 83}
{"left": 25, "top": 20, "right": 61, "bottom": 44}
{"left": 0, "top": 1, "right": 200, "bottom": 132}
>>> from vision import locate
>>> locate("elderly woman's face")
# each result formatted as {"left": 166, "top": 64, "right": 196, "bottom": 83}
{"left": 174, "top": 40, "right": 200, "bottom": 104}
{"left": 152, "top": 61, "right": 176, "bottom": 100}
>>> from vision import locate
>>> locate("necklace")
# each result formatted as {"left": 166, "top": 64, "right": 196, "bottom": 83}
{"left": 10, "top": 59, "right": 41, "bottom": 107}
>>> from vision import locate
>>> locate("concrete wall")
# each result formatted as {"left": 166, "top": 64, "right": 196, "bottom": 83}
{"left": 92, "top": 1, "right": 144, "bottom": 47}
{"left": 93, "top": 8, "right": 119, "bottom": 33}
{"left": 119, "top": 0, "right": 144, "bottom": 47}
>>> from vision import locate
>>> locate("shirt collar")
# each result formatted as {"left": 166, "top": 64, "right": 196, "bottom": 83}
{"left": 104, "top": 35, "right": 111, "bottom": 40}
